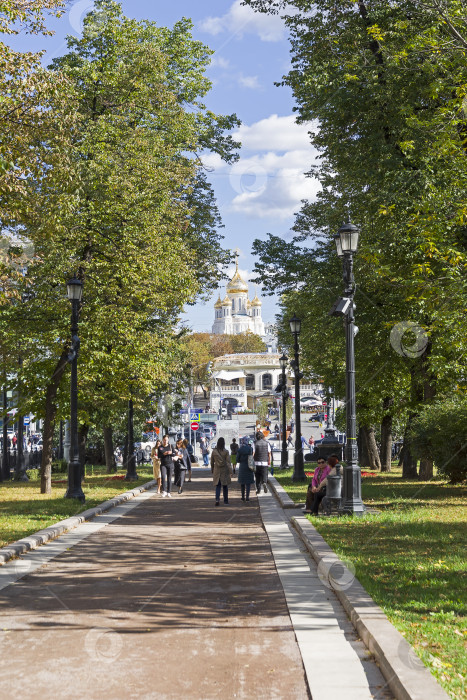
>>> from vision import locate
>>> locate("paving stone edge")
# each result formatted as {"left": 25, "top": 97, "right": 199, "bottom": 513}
{"left": 0, "top": 479, "right": 157, "bottom": 567}
{"left": 268, "top": 474, "right": 301, "bottom": 508}
{"left": 267, "top": 478, "right": 449, "bottom": 700}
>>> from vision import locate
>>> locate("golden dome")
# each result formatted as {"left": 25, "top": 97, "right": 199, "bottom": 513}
{"left": 251, "top": 294, "right": 262, "bottom": 307}
{"left": 214, "top": 294, "right": 222, "bottom": 309}
{"left": 227, "top": 272, "right": 248, "bottom": 293}
{"left": 222, "top": 295, "right": 232, "bottom": 305}
{"left": 246, "top": 299, "right": 252, "bottom": 308}
{"left": 226, "top": 256, "right": 248, "bottom": 293}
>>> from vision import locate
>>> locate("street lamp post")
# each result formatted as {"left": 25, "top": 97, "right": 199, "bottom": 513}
{"left": 125, "top": 388, "right": 138, "bottom": 480}
{"left": 65, "top": 277, "right": 85, "bottom": 502}
{"left": 334, "top": 221, "right": 365, "bottom": 515}
{"left": 289, "top": 316, "right": 306, "bottom": 481}
{"left": 279, "top": 353, "right": 289, "bottom": 469}
{"left": 187, "top": 364, "right": 193, "bottom": 453}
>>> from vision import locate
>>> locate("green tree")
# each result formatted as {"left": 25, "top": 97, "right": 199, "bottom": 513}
{"left": 0, "top": 1, "right": 74, "bottom": 226}
{"left": 247, "top": 0, "right": 467, "bottom": 476}
{"left": 411, "top": 394, "right": 467, "bottom": 483}
{"left": 183, "top": 333, "right": 234, "bottom": 394}
{"left": 183, "top": 330, "right": 267, "bottom": 394}
{"left": 14, "top": 1, "right": 240, "bottom": 492}
{"left": 230, "top": 331, "right": 266, "bottom": 354}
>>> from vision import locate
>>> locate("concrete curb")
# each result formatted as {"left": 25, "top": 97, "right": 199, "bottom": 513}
{"left": 0, "top": 479, "right": 157, "bottom": 567}
{"left": 267, "top": 476, "right": 449, "bottom": 700}
{"left": 268, "top": 474, "right": 301, "bottom": 509}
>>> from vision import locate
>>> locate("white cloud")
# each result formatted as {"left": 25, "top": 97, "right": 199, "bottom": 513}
{"left": 202, "top": 114, "right": 321, "bottom": 220}
{"left": 229, "top": 150, "right": 320, "bottom": 220}
{"left": 226, "top": 265, "right": 252, "bottom": 282}
{"left": 209, "top": 55, "right": 230, "bottom": 69}
{"left": 198, "top": 0, "right": 286, "bottom": 42}
{"left": 201, "top": 152, "right": 226, "bottom": 171}
{"left": 234, "top": 114, "right": 316, "bottom": 152}
{"left": 238, "top": 74, "right": 261, "bottom": 89}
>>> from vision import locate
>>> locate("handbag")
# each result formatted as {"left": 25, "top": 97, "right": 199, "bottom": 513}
{"left": 247, "top": 453, "right": 255, "bottom": 472}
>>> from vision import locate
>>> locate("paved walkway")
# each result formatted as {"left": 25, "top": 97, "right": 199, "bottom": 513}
{"left": 0, "top": 470, "right": 392, "bottom": 699}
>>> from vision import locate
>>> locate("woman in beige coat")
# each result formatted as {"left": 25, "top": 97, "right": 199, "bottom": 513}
{"left": 211, "top": 436, "right": 232, "bottom": 506}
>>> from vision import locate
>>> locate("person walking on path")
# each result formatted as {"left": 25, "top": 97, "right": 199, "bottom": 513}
{"left": 230, "top": 437, "right": 239, "bottom": 474}
{"left": 151, "top": 439, "right": 162, "bottom": 494}
{"left": 211, "top": 436, "right": 232, "bottom": 506}
{"left": 254, "top": 431, "right": 271, "bottom": 494}
{"left": 308, "top": 435, "right": 315, "bottom": 450}
{"left": 200, "top": 436, "right": 210, "bottom": 466}
{"left": 158, "top": 435, "right": 175, "bottom": 498}
{"left": 303, "top": 458, "right": 331, "bottom": 515}
{"left": 184, "top": 438, "right": 193, "bottom": 482}
{"left": 173, "top": 440, "right": 181, "bottom": 489}
{"left": 176, "top": 439, "right": 190, "bottom": 494}
{"left": 237, "top": 437, "right": 254, "bottom": 502}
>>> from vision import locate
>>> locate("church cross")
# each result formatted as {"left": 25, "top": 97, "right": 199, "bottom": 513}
{"left": 233, "top": 247, "right": 240, "bottom": 271}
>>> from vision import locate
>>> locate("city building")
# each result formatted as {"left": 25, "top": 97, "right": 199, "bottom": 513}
{"left": 212, "top": 257, "right": 265, "bottom": 337}
{"left": 209, "top": 352, "right": 321, "bottom": 413}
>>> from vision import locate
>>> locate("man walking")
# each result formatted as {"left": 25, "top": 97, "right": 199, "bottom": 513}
{"left": 230, "top": 437, "right": 239, "bottom": 474}
{"left": 254, "top": 431, "right": 271, "bottom": 494}
{"left": 200, "top": 436, "right": 210, "bottom": 466}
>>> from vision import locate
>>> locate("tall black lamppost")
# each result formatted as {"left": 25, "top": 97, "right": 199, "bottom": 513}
{"left": 289, "top": 315, "right": 305, "bottom": 481}
{"left": 65, "top": 277, "right": 85, "bottom": 502}
{"left": 334, "top": 221, "right": 365, "bottom": 515}
{"left": 125, "top": 381, "right": 138, "bottom": 480}
{"left": 279, "top": 353, "right": 288, "bottom": 469}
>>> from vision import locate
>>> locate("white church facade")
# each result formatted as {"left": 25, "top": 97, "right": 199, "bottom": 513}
{"left": 212, "top": 260, "right": 265, "bottom": 337}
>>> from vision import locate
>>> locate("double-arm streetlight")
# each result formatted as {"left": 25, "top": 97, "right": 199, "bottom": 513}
{"left": 289, "top": 315, "right": 306, "bottom": 481}
{"left": 279, "top": 353, "right": 288, "bottom": 469}
{"left": 333, "top": 221, "right": 365, "bottom": 515}
{"left": 65, "top": 277, "right": 85, "bottom": 502}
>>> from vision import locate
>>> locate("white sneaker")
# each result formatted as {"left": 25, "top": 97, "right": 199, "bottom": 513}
{"left": 167, "top": 493, "right": 172, "bottom": 498}
{"left": 161, "top": 491, "right": 167, "bottom": 497}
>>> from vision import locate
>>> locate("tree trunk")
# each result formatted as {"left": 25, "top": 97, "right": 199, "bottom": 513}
{"left": 123, "top": 433, "right": 128, "bottom": 472}
{"left": 380, "top": 396, "right": 394, "bottom": 472}
{"left": 40, "top": 351, "right": 69, "bottom": 494}
{"left": 401, "top": 415, "right": 418, "bottom": 478}
{"left": 15, "top": 357, "right": 27, "bottom": 481}
{"left": 419, "top": 458, "right": 433, "bottom": 480}
{"left": 104, "top": 425, "right": 116, "bottom": 473}
{"left": 358, "top": 427, "right": 370, "bottom": 467}
{"left": 78, "top": 424, "right": 88, "bottom": 480}
{"left": 380, "top": 414, "right": 392, "bottom": 472}
{"left": 361, "top": 425, "right": 381, "bottom": 470}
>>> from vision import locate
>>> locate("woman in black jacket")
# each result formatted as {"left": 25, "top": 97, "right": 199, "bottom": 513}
{"left": 158, "top": 435, "right": 175, "bottom": 498}
{"left": 175, "top": 438, "right": 190, "bottom": 494}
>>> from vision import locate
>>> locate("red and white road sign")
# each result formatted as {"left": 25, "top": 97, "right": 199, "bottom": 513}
{"left": 190, "top": 422, "right": 199, "bottom": 431}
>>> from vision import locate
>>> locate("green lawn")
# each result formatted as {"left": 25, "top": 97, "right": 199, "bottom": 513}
{"left": 275, "top": 467, "right": 467, "bottom": 700}
{"left": 0, "top": 465, "right": 154, "bottom": 549}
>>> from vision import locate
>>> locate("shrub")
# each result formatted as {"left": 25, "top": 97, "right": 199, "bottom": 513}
{"left": 410, "top": 396, "right": 467, "bottom": 483}
{"left": 52, "top": 459, "right": 68, "bottom": 473}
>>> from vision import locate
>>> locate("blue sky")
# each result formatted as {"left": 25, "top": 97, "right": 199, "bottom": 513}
{"left": 12, "top": 1, "right": 319, "bottom": 331}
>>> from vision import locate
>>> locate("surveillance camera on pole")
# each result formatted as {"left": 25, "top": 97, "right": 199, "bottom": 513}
{"left": 329, "top": 297, "right": 352, "bottom": 317}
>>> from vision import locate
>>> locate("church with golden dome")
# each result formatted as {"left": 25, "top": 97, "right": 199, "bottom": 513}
{"left": 212, "top": 256, "right": 265, "bottom": 337}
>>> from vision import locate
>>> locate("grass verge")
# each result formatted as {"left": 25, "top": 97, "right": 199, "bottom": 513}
{"left": 274, "top": 467, "right": 467, "bottom": 700}
{"left": 0, "top": 465, "right": 154, "bottom": 550}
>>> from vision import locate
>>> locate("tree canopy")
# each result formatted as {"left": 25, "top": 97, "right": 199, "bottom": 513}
{"left": 2, "top": 1, "right": 241, "bottom": 490}
{"left": 183, "top": 331, "right": 267, "bottom": 391}
{"left": 245, "top": 0, "right": 467, "bottom": 477}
